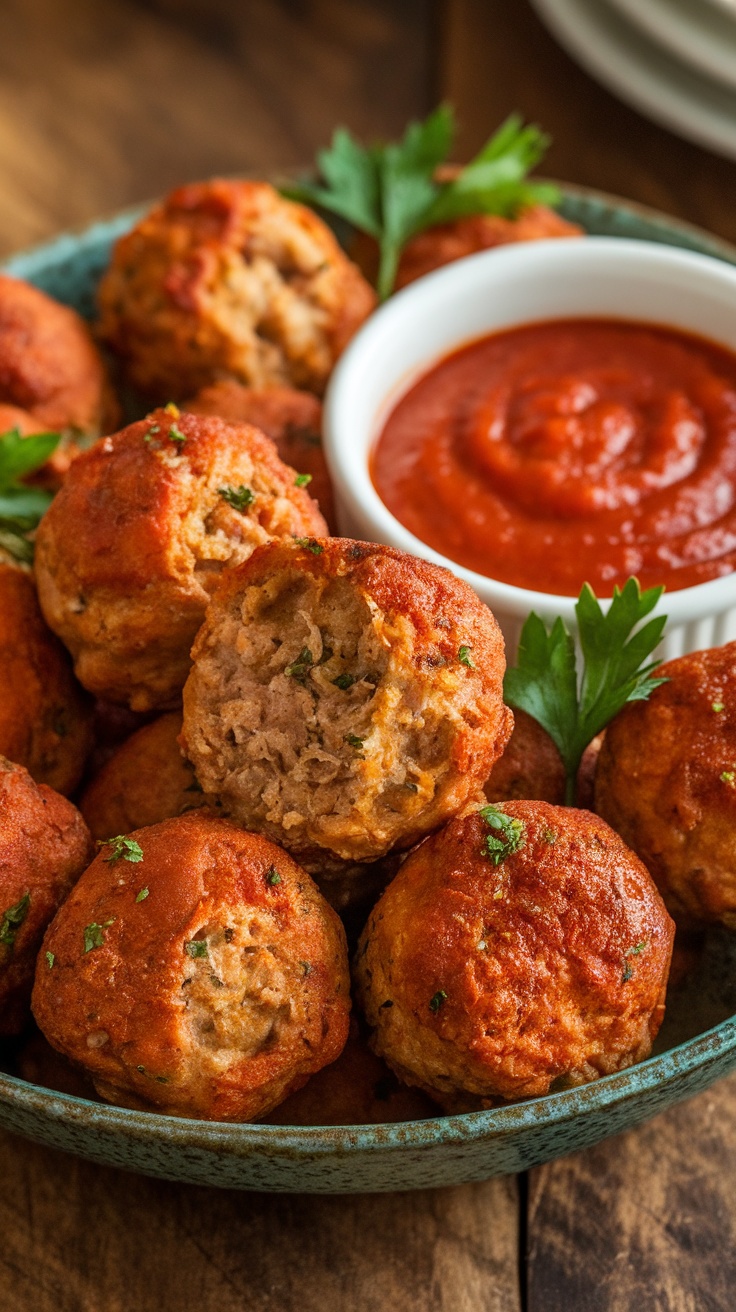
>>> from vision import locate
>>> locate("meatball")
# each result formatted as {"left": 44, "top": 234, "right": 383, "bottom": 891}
{"left": 32, "top": 813, "right": 350, "bottom": 1121}
{"left": 0, "top": 273, "right": 119, "bottom": 436}
{"left": 355, "top": 801, "right": 674, "bottom": 1109}
{"left": 182, "top": 538, "right": 512, "bottom": 866}
{"left": 595, "top": 642, "right": 736, "bottom": 930}
{"left": 34, "top": 408, "right": 328, "bottom": 711}
{"left": 185, "top": 381, "right": 336, "bottom": 531}
{"left": 484, "top": 708, "right": 565, "bottom": 805}
{"left": 0, "top": 757, "right": 93, "bottom": 1035}
{"left": 97, "top": 179, "right": 376, "bottom": 401}
{"left": 79, "top": 712, "right": 200, "bottom": 842}
{"left": 0, "top": 558, "right": 92, "bottom": 794}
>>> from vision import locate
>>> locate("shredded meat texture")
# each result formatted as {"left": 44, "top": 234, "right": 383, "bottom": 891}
{"left": 595, "top": 642, "right": 736, "bottom": 930}
{"left": 97, "top": 179, "right": 377, "bottom": 402}
{"left": 355, "top": 802, "right": 674, "bottom": 1110}
{"left": 182, "top": 538, "right": 512, "bottom": 865}
{"left": 32, "top": 812, "right": 350, "bottom": 1121}
{"left": 33, "top": 408, "right": 327, "bottom": 711}
{"left": 79, "top": 712, "right": 200, "bottom": 841}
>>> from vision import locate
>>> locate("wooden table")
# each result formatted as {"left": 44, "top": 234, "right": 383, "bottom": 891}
{"left": 2, "top": 2, "right": 735, "bottom": 1306}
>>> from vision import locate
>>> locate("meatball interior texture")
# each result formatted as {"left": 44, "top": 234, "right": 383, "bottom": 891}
{"left": 182, "top": 538, "right": 512, "bottom": 865}
{"left": 34, "top": 408, "right": 327, "bottom": 711}
{"left": 80, "top": 712, "right": 199, "bottom": 842}
{"left": 484, "top": 707, "right": 566, "bottom": 806}
{"left": 32, "top": 813, "right": 351, "bottom": 1121}
{"left": 595, "top": 642, "right": 736, "bottom": 930}
{"left": 355, "top": 802, "right": 674, "bottom": 1109}
{"left": 0, "top": 273, "right": 119, "bottom": 435}
{"left": 0, "top": 757, "right": 93, "bottom": 1035}
{"left": 185, "top": 380, "right": 336, "bottom": 532}
{"left": 0, "top": 559, "right": 92, "bottom": 794}
{"left": 96, "top": 179, "right": 377, "bottom": 401}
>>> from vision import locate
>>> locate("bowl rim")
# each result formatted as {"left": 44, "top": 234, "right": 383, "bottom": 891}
{"left": 323, "top": 234, "right": 736, "bottom": 621}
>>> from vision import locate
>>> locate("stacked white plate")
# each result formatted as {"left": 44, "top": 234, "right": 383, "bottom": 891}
{"left": 531, "top": 0, "right": 736, "bottom": 161}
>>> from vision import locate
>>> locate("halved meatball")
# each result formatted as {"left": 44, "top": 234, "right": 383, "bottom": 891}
{"left": 32, "top": 813, "right": 351, "bottom": 1121}
{"left": 185, "top": 381, "right": 336, "bottom": 531}
{"left": 0, "top": 558, "right": 92, "bottom": 794}
{"left": 182, "top": 538, "right": 512, "bottom": 866}
{"left": 97, "top": 179, "right": 376, "bottom": 401}
{"left": 595, "top": 642, "right": 736, "bottom": 930}
{"left": 355, "top": 801, "right": 674, "bottom": 1109}
{"left": 0, "top": 757, "right": 93, "bottom": 1035}
{"left": 34, "top": 408, "right": 327, "bottom": 711}
{"left": 79, "top": 712, "right": 200, "bottom": 841}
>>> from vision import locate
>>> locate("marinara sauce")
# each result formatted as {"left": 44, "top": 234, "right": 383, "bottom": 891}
{"left": 372, "top": 318, "right": 736, "bottom": 596}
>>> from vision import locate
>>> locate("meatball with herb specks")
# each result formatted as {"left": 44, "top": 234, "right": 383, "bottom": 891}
{"left": 355, "top": 801, "right": 673, "bottom": 1110}
{"left": 79, "top": 712, "right": 201, "bottom": 841}
{"left": 0, "top": 757, "right": 93, "bottom": 1035}
{"left": 34, "top": 408, "right": 327, "bottom": 711}
{"left": 32, "top": 812, "right": 350, "bottom": 1121}
{"left": 181, "top": 538, "right": 512, "bottom": 870}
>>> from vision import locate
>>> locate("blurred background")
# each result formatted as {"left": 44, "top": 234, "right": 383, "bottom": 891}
{"left": 1, "top": 0, "right": 735, "bottom": 260}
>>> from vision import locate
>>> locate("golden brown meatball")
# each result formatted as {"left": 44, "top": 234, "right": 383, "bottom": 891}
{"left": 34, "top": 408, "right": 328, "bottom": 711}
{"left": 0, "top": 559, "right": 92, "bottom": 794}
{"left": 185, "top": 381, "right": 336, "bottom": 531}
{"left": 182, "top": 538, "right": 512, "bottom": 868}
{"left": 97, "top": 179, "right": 376, "bottom": 401}
{"left": 355, "top": 801, "right": 674, "bottom": 1110}
{"left": 79, "top": 712, "right": 200, "bottom": 841}
{"left": 32, "top": 812, "right": 350, "bottom": 1121}
{"left": 595, "top": 642, "right": 736, "bottom": 930}
{"left": 0, "top": 273, "right": 119, "bottom": 435}
{"left": 0, "top": 757, "right": 93, "bottom": 1035}
{"left": 484, "top": 708, "right": 565, "bottom": 805}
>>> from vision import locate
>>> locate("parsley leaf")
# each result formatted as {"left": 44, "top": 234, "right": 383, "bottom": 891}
{"left": 219, "top": 484, "right": 255, "bottom": 511}
{"left": 83, "top": 919, "right": 115, "bottom": 953}
{"left": 98, "top": 835, "right": 144, "bottom": 864}
{"left": 504, "top": 578, "right": 668, "bottom": 804}
{"left": 284, "top": 647, "right": 314, "bottom": 684}
{"left": 0, "top": 428, "right": 61, "bottom": 562}
{"left": 0, "top": 892, "right": 30, "bottom": 949}
{"left": 429, "top": 990, "right": 448, "bottom": 1012}
{"left": 266, "top": 866, "right": 282, "bottom": 886}
{"left": 479, "top": 804, "right": 526, "bottom": 864}
{"left": 285, "top": 106, "right": 556, "bottom": 299}
{"left": 184, "top": 939, "right": 208, "bottom": 959}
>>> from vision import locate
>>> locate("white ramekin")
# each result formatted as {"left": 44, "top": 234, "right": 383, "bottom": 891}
{"left": 323, "top": 237, "right": 736, "bottom": 660}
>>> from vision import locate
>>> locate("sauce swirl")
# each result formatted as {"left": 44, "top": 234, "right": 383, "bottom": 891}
{"left": 372, "top": 319, "right": 736, "bottom": 596}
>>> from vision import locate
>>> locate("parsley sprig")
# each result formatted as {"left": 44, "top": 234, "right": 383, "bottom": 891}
{"left": 504, "top": 578, "right": 668, "bottom": 805}
{"left": 479, "top": 805, "right": 526, "bottom": 865}
{"left": 285, "top": 106, "right": 557, "bottom": 299}
{"left": 0, "top": 428, "right": 61, "bottom": 562}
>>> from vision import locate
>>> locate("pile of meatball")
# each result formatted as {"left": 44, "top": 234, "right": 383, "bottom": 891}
{"left": 3, "top": 175, "right": 721, "bottom": 1127}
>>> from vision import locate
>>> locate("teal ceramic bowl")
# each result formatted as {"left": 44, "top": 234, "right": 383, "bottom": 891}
{"left": 2, "top": 185, "right": 736, "bottom": 1193}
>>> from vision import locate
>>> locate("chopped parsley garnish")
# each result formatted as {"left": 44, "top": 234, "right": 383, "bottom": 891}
{"left": 266, "top": 866, "right": 282, "bottom": 886}
{"left": 99, "top": 835, "right": 144, "bottom": 864}
{"left": 504, "top": 578, "right": 668, "bottom": 805}
{"left": 345, "top": 734, "right": 365, "bottom": 750}
{"left": 184, "top": 939, "right": 208, "bottom": 959}
{"left": 292, "top": 536, "right": 324, "bottom": 554}
{"left": 0, "top": 893, "right": 30, "bottom": 949}
{"left": 83, "top": 920, "right": 115, "bottom": 953}
{"left": 218, "top": 484, "right": 255, "bottom": 511}
{"left": 135, "top": 887, "right": 150, "bottom": 903}
{"left": 713, "top": 702, "right": 725, "bottom": 713}
{"left": 285, "top": 647, "right": 314, "bottom": 684}
{"left": 46, "top": 951, "right": 55, "bottom": 969}
{"left": 169, "top": 424, "right": 187, "bottom": 445}
{"left": 622, "top": 941, "right": 648, "bottom": 982}
{"left": 294, "top": 472, "right": 312, "bottom": 488}
{"left": 0, "top": 427, "right": 61, "bottom": 562}
{"left": 721, "top": 771, "right": 735, "bottom": 787}
{"left": 429, "top": 990, "right": 448, "bottom": 1012}
{"left": 479, "top": 804, "right": 526, "bottom": 865}
{"left": 542, "top": 828, "right": 557, "bottom": 844}
{"left": 458, "top": 644, "right": 475, "bottom": 669}
{"left": 333, "top": 672, "right": 357, "bottom": 690}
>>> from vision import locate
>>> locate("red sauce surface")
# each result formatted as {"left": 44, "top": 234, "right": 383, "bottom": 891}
{"left": 372, "top": 319, "right": 736, "bottom": 596}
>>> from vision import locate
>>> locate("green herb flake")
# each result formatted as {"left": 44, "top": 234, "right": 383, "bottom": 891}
{"left": 542, "top": 828, "right": 557, "bottom": 844}
{"left": 721, "top": 771, "right": 735, "bottom": 787}
{"left": 99, "top": 835, "right": 144, "bottom": 864}
{"left": 184, "top": 939, "right": 208, "bottom": 959}
{"left": 429, "top": 990, "right": 448, "bottom": 1013}
{"left": 218, "top": 484, "right": 255, "bottom": 511}
{"left": 345, "top": 734, "right": 365, "bottom": 751}
{"left": 284, "top": 646, "right": 314, "bottom": 684}
{"left": 333, "top": 672, "right": 357, "bottom": 690}
{"left": 135, "top": 887, "right": 150, "bottom": 903}
{"left": 45, "top": 951, "right": 55, "bottom": 969}
{"left": 0, "top": 427, "right": 61, "bottom": 562}
{"left": 0, "top": 892, "right": 30, "bottom": 949}
{"left": 210, "top": 975, "right": 224, "bottom": 988}
{"left": 83, "top": 919, "right": 115, "bottom": 953}
{"left": 712, "top": 702, "right": 725, "bottom": 713}
{"left": 458, "top": 644, "right": 475, "bottom": 669}
{"left": 294, "top": 473, "right": 313, "bottom": 488}
{"left": 479, "top": 803, "right": 526, "bottom": 865}
{"left": 292, "top": 536, "right": 324, "bottom": 554}
{"left": 266, "top": 866, "right": 282, "bottom": 886}
{"left": 622, "top": 941, "right": 648, "bottom": 983}
{"left": 169, "top": 424, "right": 187, "bottom": 445}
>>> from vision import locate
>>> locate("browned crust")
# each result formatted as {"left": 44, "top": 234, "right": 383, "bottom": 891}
{"left": 79, "top": 712, "right": 199, "bottom": 841}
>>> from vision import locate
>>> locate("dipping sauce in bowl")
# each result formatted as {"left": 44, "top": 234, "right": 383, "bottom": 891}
{"left": 372, "top": 318, "right": 736, "bottom": 596}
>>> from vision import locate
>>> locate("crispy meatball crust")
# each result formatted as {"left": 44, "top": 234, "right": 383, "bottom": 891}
{"left": 97, "top": 179, "right": 376, "bottom": 401}
{"left": 185, "top": 381, "right": 336, "bottom": 531}
{"left": 595, "top": 643, "right": 736, "bottom": 929}
{"left": 32, "top": 813, "right": 351, "bottom": 1121}
{"left": 0, "top": 758, "right": 93, "bottom": 1035}
{"left": 79, "top": 712, "right": 199, "bottom": 841}
{"left": 484, "top": 708, "right": 565, "bottom": 805}
{"left": 0, "top": 273, "right": 119, "bottom": 435}
{"left": 182, "top": 538, "right": 512, "bottom": 865}
{"left": 34, "top": 408, "right": 327, "bottom": 711}
{"left": 0, "top": 560, "right": 92, "bottom": 794}
{"left": 355, "top": 801, "right": 674, "bottom": 1109}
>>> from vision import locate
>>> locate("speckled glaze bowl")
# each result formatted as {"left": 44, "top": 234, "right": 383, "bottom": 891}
{"left": 2, "top": 185, "right": 736, "bottom": 1193}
